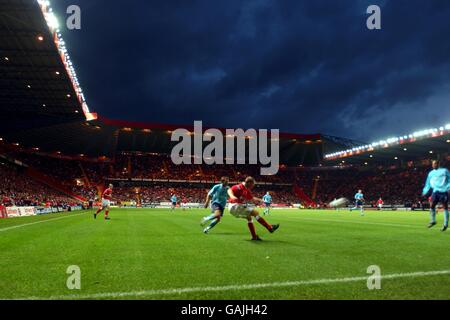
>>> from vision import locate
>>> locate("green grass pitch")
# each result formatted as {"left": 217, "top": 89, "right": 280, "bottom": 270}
{"left": 1, "top": 208, "right": 449, "bottom": 300}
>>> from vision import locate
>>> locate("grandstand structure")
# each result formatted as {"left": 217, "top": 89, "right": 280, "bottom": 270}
{"left": 0, "top": 0, "right": 359, "bottom": 163}
{"left": 0, "top": 0, "right": 346, "bottom": 208}
{"left": 324, "top": 126, "right": 450, "bottom": 166}
{"left": 0, "top": 0, "right": 448, "bottom": 212}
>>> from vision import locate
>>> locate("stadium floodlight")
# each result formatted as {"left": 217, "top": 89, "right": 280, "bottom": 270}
{"left": 45, "top": 11, "right": 59, "bottom": 30}
{"left": 36, "top": 0, "right": 96, "bottom": 121}
{"left": 324, "top": 122, "right": 450, "bottom": 160}
{"left": 37, "top": 0, "right": 51, "bottom": 7}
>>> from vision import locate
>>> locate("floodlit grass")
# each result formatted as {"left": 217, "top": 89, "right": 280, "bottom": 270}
{"left": 0, "top": 208, "right": 449, "bottom": 300}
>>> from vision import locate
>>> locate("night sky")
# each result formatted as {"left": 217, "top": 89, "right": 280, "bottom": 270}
{"left": 52, "top": 0, "right": 450, "bottom": 142}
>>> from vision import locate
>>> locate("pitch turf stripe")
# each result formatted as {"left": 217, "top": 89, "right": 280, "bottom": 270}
{"left": 12, "top": 269, "right": 450, "bottom": 300}
{"left": 0, "top": 213, "right": 85, "bottom": 232}
{"left": 287, "top": 216, "right": 422, "bottom": 228}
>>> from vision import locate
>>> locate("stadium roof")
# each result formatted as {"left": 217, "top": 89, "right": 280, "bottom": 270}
{"left": 0, "top": 0, "right": 96, "bottom": 126}
{"left": 324, "top": 124, "right": 450, "bottom": 165}
{"left": 0, "top": 115, "right": 327, "bottom": 165}
{"left": 0, "top": 0, "right": 358, "bottom": 166}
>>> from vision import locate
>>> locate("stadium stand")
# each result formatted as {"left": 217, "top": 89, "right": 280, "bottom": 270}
{"left": 311, "top": 166, "right": 430, "bottom": 207}
{"left": 0, "top": 141, "right": 447, "bottom": 210}
{"left": 0, "top": 0, "right": 448, "bottom": 212}
{"left": 0, "top": 161, "right": 78, "bottom": 207}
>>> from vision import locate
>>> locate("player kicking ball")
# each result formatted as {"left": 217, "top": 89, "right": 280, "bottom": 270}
{"left": 422, "top": 160, "right": 450, "bottom": 231}
{"left": 228, "top": 177, "right": 279, "bottom": 241}
{"left": 201, "top": 177, "right": 229, "bottom": 233}
{"left": 94, "top": 183, "right": 113, "bottom": 220}
{"left": 350, "top": 189, "right": 365, "bottom": 216}
{"left": 262, "top": 192, "right": 272, "bottom": 215}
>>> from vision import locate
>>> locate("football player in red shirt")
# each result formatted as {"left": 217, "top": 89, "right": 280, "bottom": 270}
{"left": 95, "top": 183, "right": 113, "bottom": 220}
{"left": 227, "top": 176, "right": 279, "bottom": 241}
{"left": 376, "top": 197, "right": 384, "bottom": 210}
{"left": 181, "top": 197, "right": 188, "bottom": 211}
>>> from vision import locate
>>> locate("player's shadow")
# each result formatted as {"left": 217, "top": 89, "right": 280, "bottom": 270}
{"left": 207, "top": 232, "right": 236, "bottom": 236}
{"left": 245, "top": 239, "right": 296, "bottom": 246}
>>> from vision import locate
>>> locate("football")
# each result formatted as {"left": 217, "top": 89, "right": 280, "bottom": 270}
{"left": 329, "top": 197, "right": 349, "bottom": 208}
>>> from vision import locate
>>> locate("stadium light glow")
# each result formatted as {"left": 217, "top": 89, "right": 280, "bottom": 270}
{"left": 324, "top": 122, "right": 450, "bottom": 160}
{"left": 37, "top": 0, "right": 97, "bottom": 121}
{"left": 45, "top": 11, "right": 59, "bottom": 30}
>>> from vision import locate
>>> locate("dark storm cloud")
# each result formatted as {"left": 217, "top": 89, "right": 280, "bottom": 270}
{"left": 53, "top": 0, "right": 450, "bottom": 141}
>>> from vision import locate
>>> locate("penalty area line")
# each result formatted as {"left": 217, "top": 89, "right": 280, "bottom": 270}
{"left": 0, "top": 212, "right": 86, "bottom": 233}
{"left": 12, "top": 269, "right": 450, "bottom": 300}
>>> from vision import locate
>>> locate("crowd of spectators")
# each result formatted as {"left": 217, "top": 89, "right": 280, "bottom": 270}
{"left": 0, "top": 162, "right": 79, "bottom": 207}
{"left": 111, "top": 154, "right": 295, "bottom": 183}
{"left": 313, "top": 166, "right": 430, "bottom": 206}
{"left": 0, "top": 148, "right": 439, "bottom": 208}
{"left": 112, "top": 184, "right": 299, "bottom": 205}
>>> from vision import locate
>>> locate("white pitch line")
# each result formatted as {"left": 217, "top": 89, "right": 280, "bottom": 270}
{"left": 11, "top": 269, "right": 450, "bottom": 300}
{"left": 0, "top": 213, "right": 85, "bottom": 233}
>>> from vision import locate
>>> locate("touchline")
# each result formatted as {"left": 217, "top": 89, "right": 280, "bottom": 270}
{"left": 170, "top": 121, "right": 280, "bottom": 175}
